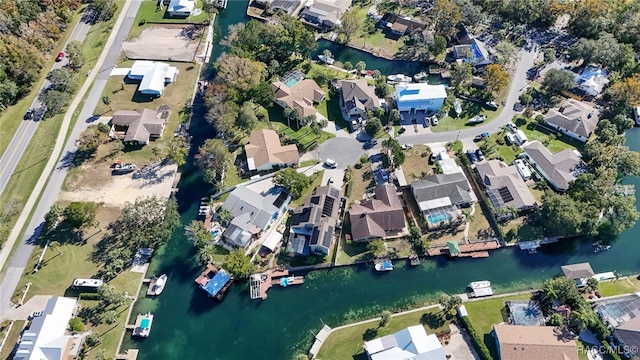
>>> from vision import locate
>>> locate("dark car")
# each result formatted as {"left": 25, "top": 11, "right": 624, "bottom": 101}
{"left": 24, "top": 108, "right": 34, "bottom": 120}
{"left": 466, "top": 150, "right": 478, "bottom": 163}
{"left": 475, "top": 149, "right": 485, "bottom": 161}
{"left": 34, "top": 105, "right": 47, "bottom": 121}
{"left": 55, "top": 51, "right": 64, "bottom": 62}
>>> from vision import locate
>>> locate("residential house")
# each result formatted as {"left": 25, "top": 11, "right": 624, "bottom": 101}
{"left": 561, "top": 262, "right": 595, "bottom": 282}
{"left": 364, "top": 325, "right": 447, "bottom": 360}
{"left": 221, "top": 186, "right": 291, "bottom": 248}
{"left": 412, "top": 173, "right": 475, "bottom": 212}
{"left": 349, "top": 184, "right": 406, "bottom": 242}
{"left": 110, "top": 108, "right": 167, "bottom": 144}
{"left": 493, "top": 324, "right": 579, "bottom": 360}
{"left": 272, "top": 79, "right": 325, "bottom": 120}
{"left": 126, "top": 61, "right": 178, "bottom": 96}
{"left": 287, "top": 186, "right": 341, "bottom": 256}
{"left": 14, "top": 297, "right": 83, "bottom": 360}
{"left": 338, "top": 79, "right": 381, "bottom": 122}
{"left": 521, "top": 141, "right": 584, "bottom": 192}
{"left": 575, "top": 66, "right": 609, "bottom": 97}
{"left": 613, "top": 315, "right": 640, "bottom": 358}
{"left": 454, "top": 25, "right": 492, "bottom": 73}
{"left": 378, "top": 13, "right": 427, "bottom": 36}
{"left": 167, "top": 0, "right": 196, "bottom": 17}
{"left": 395, "top": 83, "right": 447, "bottom": 123}
{"left": 299, "top": 0, "right": 352, "bottom": 31}
{"left": 544, "top": 99, "right": 600, "bottom": 142}
{"left": 245, "top": 129, "right": 300, "bottom": 172}
{"left": 475, "top": 160, "right": 537, "bottom": 215}
{"left": 268, "top": 0, "right": 301, "bottom": 15}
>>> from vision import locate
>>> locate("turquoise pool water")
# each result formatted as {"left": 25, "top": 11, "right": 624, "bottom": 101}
{"left": 427, "top": 213, "right": 452, "bottom": 224}
{"left": 284, "top": 78, "right": 300, "bottom": 88}
{"left": 140, "top": 318, "right": 150, "bottom": 329}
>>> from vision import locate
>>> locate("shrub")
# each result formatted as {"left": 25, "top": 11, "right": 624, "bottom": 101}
{"left": 69, "top": 317, "right": 85, "bottom": 332}
{"left": 79, "top": 293, "right": 101, "bottom": 300}
{"left": 459, "top": 316, "right": 492, "bottom": 360}
{"left": 97, "top": 123, "right": 111, "bottom": 134}
{"left": 138, "top": 19, "right": 146, "bottom": 26}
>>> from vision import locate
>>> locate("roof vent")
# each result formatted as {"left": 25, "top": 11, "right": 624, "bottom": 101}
{"left": 587, "top": 112, "right": 592, "bottom": 119}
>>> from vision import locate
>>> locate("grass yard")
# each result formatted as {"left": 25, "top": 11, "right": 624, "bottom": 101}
{"left": 466, "top": 204, "right": 493, "bottom": 241}
{"left": 316, "top": 307, "right": 450, "bottom": 360}
{"left": 0, "top": 320, "right": 26, "bottom": 360}
{"left": 129, "top": 0, "right": 208, "bottom": 38}
{"left": 465, "top": 293, "right": 533, "bottom": 359}
{"left": 266, "top": 106, "right": 336, "bottom": 152}
{"left": 290, "top": 170, "right": 324, "bottom": 207}
{"left": 431, "top": 100, "right": 499, "bottom": 133}
{"left": 335, "top": 236, "right": 370, "bottom": 265}
{"left": 346, "top": 6, "right": 405, "bottom": 59}
{"left": 346, "top": 162, "right": 374, "bottom": 206}
{"left": 400, "top": 145, "right": 433, "bottom": 183}
{"left": 598, "top": 278, "right": 640, "bottom": 297}
{"left": 322, "top": 93, "right": 351, "bottom": 131}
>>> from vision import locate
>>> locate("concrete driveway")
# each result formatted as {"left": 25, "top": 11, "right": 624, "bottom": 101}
{"left": 322, "top": 168, "right": 344, "bottom": 189}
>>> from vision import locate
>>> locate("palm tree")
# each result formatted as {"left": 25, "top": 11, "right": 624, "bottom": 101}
{"left": 197, "top": 244, "right": 216, "bottom": 265}
{"left": 568, "top": 309, "right": 591, "bottom": 332}
{"left": 380, "top": 311, "right": 392, "bottom": 327}
{"left": 104, "top": 310, "right": 118, "bottom": 324}
{"left": 322, "top": 49, "right": 333, "bottom": 61}
{"left": 585, "top": 277, "right": 599, "bottom": 293}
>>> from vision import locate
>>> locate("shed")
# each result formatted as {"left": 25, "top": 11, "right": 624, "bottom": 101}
{"left": 561, "top": 262, "right": 595, "bottom": 280}
{"left": 447, "top": 241, "right": 461, "bottom": 256}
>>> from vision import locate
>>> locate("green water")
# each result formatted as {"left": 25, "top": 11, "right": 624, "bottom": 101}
{"left": 122, "top": 3, "right": 640, "bottom": 358}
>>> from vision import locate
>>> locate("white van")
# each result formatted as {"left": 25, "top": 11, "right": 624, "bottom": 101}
{"left": 324, "top": 159, "right": 337, "bottom": 168}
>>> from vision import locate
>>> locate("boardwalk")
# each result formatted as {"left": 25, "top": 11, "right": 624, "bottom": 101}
{"left": 249, "top": 267, "right": 304, "bottom": 300}
{"left": 427, "top": 240, "right": 499, "bottom": 257}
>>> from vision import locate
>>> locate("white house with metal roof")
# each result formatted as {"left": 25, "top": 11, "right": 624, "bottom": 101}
{"left": 127, "top": 61, "right": 178, "bottom": 96}
{"left": 364, "top": 325, "right": 447, "bottom": 360}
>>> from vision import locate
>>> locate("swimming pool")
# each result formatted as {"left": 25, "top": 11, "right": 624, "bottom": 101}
{"left": 140, "top": 318, "right": 151, "bottom": 329}
{"left": 211, "top": 230, "right": 220, "bottom": 237}
{"left": 427, "top": 213, "right": 452, "bottom": 224}
{"left": 284, "top": 78, "right": 300, "bottom": 88}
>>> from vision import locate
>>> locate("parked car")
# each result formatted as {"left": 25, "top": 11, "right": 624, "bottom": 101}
{"left": 485, "top": 101, "right": 499, "bottom": 110}
{"left": 481, "top": 132, "right": 490, "bottom": 139}
{"left": 34, "top": 105, "right": 47, "bottom": 121}
{"left": 401, "top": 143, "right": 413, "bottom": 150}
{"left": 475, "top": 149, "right": 485, "bottom": 161}
{"left": 507, "top": 122, "right": 517, "bottom": 132}
{"left": 23, "top": 108, "right": 34, "bottom": 120}
{"left": 324, "top": 159, "right": 337, "bottom": 168}
{"left": 431, "top": 116, "right": 439, "bottom": 126}
{"left": 466, "top": 150, "right": 478, "bottom": 163}
{"left": 55, "top": 52, "right": 64, "bottom": 62}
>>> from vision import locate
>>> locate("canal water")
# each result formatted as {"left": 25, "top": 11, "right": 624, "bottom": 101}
{"left": 123, "top": 3, "right": 640, "bottom": 359}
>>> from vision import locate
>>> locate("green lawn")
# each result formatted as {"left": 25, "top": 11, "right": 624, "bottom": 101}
{"left": 266, "top": 106, "right": 335, "bottom": 152}
{"left": 346, "top": 6, "right": 405, "bottom": 59}
{"left": 129, "top": 0, "right": 208, "bottom": 39}
{"left": 316, "top": 307, "right": 450, "bottom": 360}
{"left": 465, "top": 293, "right": 533, "bottom": 359}
{"left": 0, "top": 320, "right": 25, "bottom": 360}
{"left": 598, "top": 278, "right": 640, "bottom": 297}
{"left": 431, "top": 100, "right": 499, "bottom": 133}
{"left": 289, "top": 170, "right": 324, "bottom": 207}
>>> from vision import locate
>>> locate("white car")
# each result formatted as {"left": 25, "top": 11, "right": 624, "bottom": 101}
{"left": 324, "top": 159, "right": 337, "bottom": 168}
{"left": 507, "top": 122, "right": 517, "bottom": 133}
{"left": 431, "top": 116, "right": 439, "bottom": 126}
{"left": 401, "top": 143, "right": 413, "bottom": 150}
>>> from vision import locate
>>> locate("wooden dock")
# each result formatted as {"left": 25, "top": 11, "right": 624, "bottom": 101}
{"left": 250, "top": 267, "right": 304, "bottom": 300}
{"left": 115, "top": 349, "right": 139, "bottom": 360}
{"left": 427, "top": 240, "right": 499, "bottom": 258}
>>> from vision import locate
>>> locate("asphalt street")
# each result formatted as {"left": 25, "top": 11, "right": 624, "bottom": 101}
{"left": 0, "top": 9, "right": 95, "bottom": 197}
{"left": 0, "top": 0, "right": 142, "bottom": 319}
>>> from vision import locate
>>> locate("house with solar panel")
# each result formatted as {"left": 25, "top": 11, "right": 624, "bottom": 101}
{"left": 474, "top": 160, "right": 537, "bottom": 219}
{"left": 287, "top": 186, "right": 341, "bottom": 256}
{"left": 220, "top": 185, "right": 291, "bottom": 248}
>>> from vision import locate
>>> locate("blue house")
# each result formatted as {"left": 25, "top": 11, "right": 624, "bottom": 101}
{"left": 395, "top": 83, "right": 447, "bottom": 115}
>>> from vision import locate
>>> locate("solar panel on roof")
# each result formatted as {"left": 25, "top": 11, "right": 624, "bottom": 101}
{"left": 273, "top": 192, "right": 288, "bottom": 208}
{"left": 322, "top": 197, "right": 335, "bottom": 217}
{"left": 498, "top": 187, "right": 514, "bottom": 203}
{"left": 322, "top": 226, "right": 334, "bottom": 247}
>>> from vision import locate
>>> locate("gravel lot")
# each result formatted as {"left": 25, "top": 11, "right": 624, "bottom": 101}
{"left": 122, "top": 25, "right": 203, "bottom": 62}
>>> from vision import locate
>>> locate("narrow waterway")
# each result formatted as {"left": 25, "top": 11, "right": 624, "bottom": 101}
{"left": 122, "top": 4, "right": 640, "bottom": 359}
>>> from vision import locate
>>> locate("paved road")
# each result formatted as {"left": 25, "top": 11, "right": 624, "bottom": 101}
{"left": 0, "top": 8, "right": 96, "bottom": 197}
{"left": 0, "top": 0, "right": 141, "bottom": 319}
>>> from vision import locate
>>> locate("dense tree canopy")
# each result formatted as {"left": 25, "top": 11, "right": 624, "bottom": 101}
{"left": 542, "top": 69, "right": 576, "bottom": 94}
{"left": 272, "top": 168, "right": 311, "bottom": 199}
{"left": 63, "top": 201, "right": 98, "bottom": 229}
{"left": 223, "top": 248, "right": 254, "bottom": 279}
{"left": 194, "top": 139, "right": 232, "bottom": 187}
{"left": 215, "top": 53, "right": 264, "bottom": 92}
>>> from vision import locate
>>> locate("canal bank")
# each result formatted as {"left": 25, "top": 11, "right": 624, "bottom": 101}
{"left": 121, "top": 3, "right": 640, "bottom": 358}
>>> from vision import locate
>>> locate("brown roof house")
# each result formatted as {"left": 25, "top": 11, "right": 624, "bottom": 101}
{"left": 614, "top": 315, "right": 640, "bottom": 358}
{"left": 544, "top": 99, "right": 600, "bottom": 143}
{"left": 110, "top": 108, "right": 167, "bottom": 144}
{"left": 245, "top": 129, "right": 299, "bottom": 172}
{"left": 522, "top": 141, "right": 584, "bottom": 192}
{"left": 349, "top": 184, "right": 406, "bottom": 242}
{"left": 287, "top": 186, "right": 341, "bottom": 256}
{"left": 272, "top": 79, "right": 325, "bottom": 121}
{"left": 379, "top": 13, "right": 427, "bottom": 36}
{"left": 338, "top": 79, "right": 381, "bottom": 122}
{"left": 475, "top": 160, "right": 537, "bottom": 215}
{"left": 493, "top": 324, "right": 579, "bottom": 360}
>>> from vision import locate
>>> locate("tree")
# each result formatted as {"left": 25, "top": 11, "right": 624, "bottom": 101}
{"left": 494, "top": 41, "right": 519, "bottom": 67}
{"left": 215, "top": 53, "right": 264, "bottom": 92}
{"left": 194, "top": 139, "right": 232, "bottom": 186}
{"left": 283, "top": 107, "right": 301, "bottom": 129}
{"left": 272, "top": 168, "right": 311, "bottom": 199}
{"left": 380, "top": 311, "right": 392, "bottom": 327}
{"left": 98, "top": 285, "right": 128, "bottom": 308}
{"left": 367, "top": 239, "right": 386, "bottom": 258}
{"left": 355, "top": 61, "right": 367, "bottom": 74}
{"left": 104, "top": 310, "right": 118, "bottom": 324}
{"left": 375, "top": 81, "right": 390, "bottom": 98}
{"left": 185, "top": 220, "right": 213, "bottom": 249}
{"left": 364, "top": 118, "right": 382, "bottom": 137}
{"left": 93, "top": 0, "right": 118, "bottom": 21}
{"left": 450, "top": 62, "right": 472, "bottom": 91}
{"left": 436, "top": 292, "right": 451, "bottom": 312}
{"left": 485, "top": 64, "right": 509, "bottom": 98}
{"left": 609, "top": 76, "right": 640, "bottom": 108}
{"left": 310, "top": 120, "right": 322, "bottom": 139}
{"left": 48, "top": 241, "right": 62, "bottom": 255}
{"left": 217, "top": 208, "right": 234, "bottom": 224}
{"left": 69, "top": 317, "right": 85, "bottom": 332}
{"left": 343, "top": 61, "right": 353, "bottom": 71}
{"left": 196, "top": 244, "right": 217, "bottom": 265}
{"left": 66, "top": 40, "right": 84, "bottom": 70}
{"left": 389, "top": 109, "right": 401, "bottom": 125}
{"left": 585, "top": 277, "right": 599, "bottom": 293}
{"left": 539, "top": 191, "right": 599, "bottom": 237}
{"left": 543, "top": 69, "right": 576, "bottom": 94}
{"left": 235, "top": 102, "right": 259, "bottom": 135}
{"left": 40, "top": 89, "right": 68, "bottom": 116}
{"left": 63, "top": 201, "right": 98, "bottom": 229}
{"left": 431, "top": 0, "right": 462, "bottom": 40}
{"left": 44, "top": 204, "right": 63, "bottom": 233}
{"left": 340, "top": 8, "right": 360, "bottom": 43}
{"left": 430, "top": 35, "right": 447, "bottom": 56}
{"left": 455, "top": 0, "right": 485, "bottom": 27}
{"left": 223, "top": 248, "right": 254, "bottom": 279}
{"left": 153, "top": 137, "right": 188, "bottom": 166}
{"left": 548, "top": 313, "right": 564, "bottom": 326}
{"left": 48, "top": 68, "right": 78, "bottom": 93}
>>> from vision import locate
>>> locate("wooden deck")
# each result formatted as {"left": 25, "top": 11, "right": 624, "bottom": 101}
{"left": 115, "top": 349, "right": 139, "bottom": 360}
{"left": 195, "top": 263, "right": 217, "bottom": 287}
{"left": 250, "top": 267, "right": 304, "bottom": 300}
{"left": 427, "top": 240, "right": 499, "bottom": 258}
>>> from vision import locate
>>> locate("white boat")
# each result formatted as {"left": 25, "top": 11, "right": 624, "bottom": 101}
{"left": 468, "top": 280, "right": 491, "bottom": 289}
{"left": 466, "top": 115, "right": 487, "bottom": 124}
{"left": 413, "top": 71, "right": 427, "bottom": 82}
{"left": 113, "top": 163, "right": 136, "bottom": 174}
{"left": 151, "top": 274, "right": 167, "bottom": 296}
{"left": 317, "top": 54, "right": 335, "bottom": 65}
{"left": 375, "top": 260, "right": 393, "bottom": 272}
{"left": 387, "top": 74, "right": 411, "bottom": 83}
{"left": 454, "top": 100, "right": 462, "bottom": 116}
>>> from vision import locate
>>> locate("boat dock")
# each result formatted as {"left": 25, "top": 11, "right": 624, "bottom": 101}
{"left": 249, "top": 267, "right": 304, "bottom": 300}
{"left": 145, "top": 276, "right": 162, "bottom": 296}
{"left": 518, "top": 237, "right": 559, "bottom": 253}
{"left": 427, "top": 240, "right": 499, "bottom": 257}
{"left": 131, "top": 313, "right": 153, "bottom": 337}
{"left": 409, "top": 253, "right": 420, "bottom": 266}
{"left": 115, "top": 349, "right": 139, "bottom": 360}
{"left": 217, "top": 0, "right": 228, "bottom": 9}
{"left": 195, "top": 263, "right": 233, "bottom": 300}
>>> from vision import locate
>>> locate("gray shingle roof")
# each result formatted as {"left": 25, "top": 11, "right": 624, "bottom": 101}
{"left": 544, "top": 99, "right": 599, "bottom": 139}
{"left": 411, "top": 173, "right": 472, "bottom": 205}
{"left": 522, "top": 141, "right": 582, "bottom": 192}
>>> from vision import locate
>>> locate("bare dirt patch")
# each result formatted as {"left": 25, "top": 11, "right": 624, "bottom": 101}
{"left": 122, "top": 24, "right": 203, "bottom": 62}
{"left": 59, "top": 162, "right": 178, "bottom": 208}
